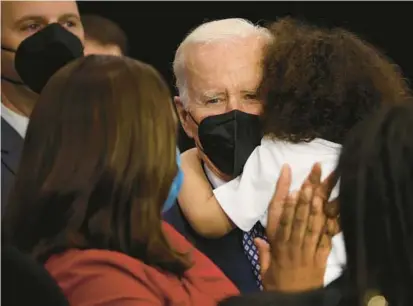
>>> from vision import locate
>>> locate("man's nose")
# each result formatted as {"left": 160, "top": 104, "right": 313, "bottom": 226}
{"left": 225, "top": 98, "right": 243, "bottom": 112}
{"left": 47, "top": 19, "right": 60, "bottom": 25}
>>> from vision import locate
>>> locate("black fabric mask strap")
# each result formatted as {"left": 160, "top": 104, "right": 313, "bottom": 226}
{"left": 1, "top": 75, "right": 25, "bottom": 86}
{"left": 1, "top": 46, "right": 24, "bottom": 85}
{"left": 187, "top": 111, "right": 200, "bottom": 127}
{"left": 1, "top": 46, "right": 16, "bottom": 53}
{"left": 187, "top": 111, "right": 208, "bottom": 155}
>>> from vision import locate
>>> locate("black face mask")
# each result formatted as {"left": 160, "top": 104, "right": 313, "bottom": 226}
{"left": 190, "top": 110, "right": 262, "bottom": 178}
{"left": 1, "top": 23, "right": 84, "bottom": 93}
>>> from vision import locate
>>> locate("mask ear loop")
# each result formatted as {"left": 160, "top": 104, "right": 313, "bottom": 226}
{"left": 1, "top": 46, "right": 17, "bottom": 53}
{"left": 186, "top": 111, "right": 209, "bottom": 157}
{"left": 1, "top": 75, "right": 25, "bottom": 86}
{"left": 187, "top": 111, "right": 199, "bottom": 126}
{"left": 1, "top": 46, "right": 27, "bottom": 86}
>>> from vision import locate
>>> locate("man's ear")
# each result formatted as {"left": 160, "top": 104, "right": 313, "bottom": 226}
{"left": 174, "top": 96, "right": 194, "bottom": 138}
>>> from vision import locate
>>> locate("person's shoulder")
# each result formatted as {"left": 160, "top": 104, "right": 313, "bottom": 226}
{"left": 259, "top": 137, "right": 299, "bottom": 157}
{"left": 45, "top": 248, "right": 148, "bottom": 278}
{"left": 250, "top": 138, "right": 285, "bottom": 163}
{"left": 45, "top": 249, "right": 164, "bottom": 305}
{"left": 162, "top": 221, "right": 198, "bottom": 253}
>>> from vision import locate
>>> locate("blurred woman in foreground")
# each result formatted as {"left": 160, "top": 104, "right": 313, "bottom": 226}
{"left": 2, "top": 55, "right": 239, "bottom": 305}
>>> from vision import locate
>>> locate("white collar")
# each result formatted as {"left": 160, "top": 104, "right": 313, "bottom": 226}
{"left": 204, "top": 164, "right": 227, "bottom": 188}
{"left": 1, "top": 103, "right": 29, "bottom": 138}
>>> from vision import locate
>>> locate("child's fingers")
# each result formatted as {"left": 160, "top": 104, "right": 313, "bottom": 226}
{"left": 255, "top": 238, "right": 271, "bottom": 275}
{"left": 266, "top": 164, "right": 292, "bottom": 240}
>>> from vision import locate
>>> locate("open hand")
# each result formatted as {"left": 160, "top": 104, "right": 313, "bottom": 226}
{"left": 255, "top": 163, "right": 340, "bottom": 292}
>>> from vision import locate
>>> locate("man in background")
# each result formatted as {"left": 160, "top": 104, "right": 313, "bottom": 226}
{"left": 81, "top": 14, "right": 128, "bottom": 56}
{"left": 164, "top": 18, "right": 271, "bottom": 293}
{"left": 1, "top": 1, "right": 84, "bottom": 209}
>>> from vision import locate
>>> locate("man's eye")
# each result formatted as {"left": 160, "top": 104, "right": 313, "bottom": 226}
{"left": 245, "top": 93, "right": 258, "bottom": 100}
{"left": 206, "top": 98, "right": 221, "bottom": 104}
{"left": 22, "top": 23, "right": 42, "bottom": 32}
{"left": 62, "top": 20, "right": 77, "bottom": 28}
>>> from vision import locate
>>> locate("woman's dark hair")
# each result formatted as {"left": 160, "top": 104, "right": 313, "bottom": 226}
{"left": 2, "top": 55, "right": 191, "bottom": 275}
{"left": 337, "top": 100, "right": 413, "bottom": 305}
{"left": 259, "top": 17, "right": 411, "bottom": 144}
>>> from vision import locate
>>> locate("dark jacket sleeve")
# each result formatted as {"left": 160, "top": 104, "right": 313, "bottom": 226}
{"left": 218, "top": 288, "right": 341, "bottom": 306}
{"left": 218, "top": 275, "right": 348, "bottom": 306}
{"left": 163, "top": 203, "right": 260, "bottom": 294}
{"left": 1, "top": 118, "right": 23, "bottom": 214}
{"left": 1, "top": 159, "right": 15, "bottom": 214}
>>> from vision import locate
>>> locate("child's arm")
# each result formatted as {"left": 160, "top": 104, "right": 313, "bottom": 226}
{"left": 178, "top": 149, "right": 235, "bottom": 238}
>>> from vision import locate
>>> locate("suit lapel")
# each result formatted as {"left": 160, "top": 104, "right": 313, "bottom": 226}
{"left": 1, "top": 118, "right": 24, "bottom": 175}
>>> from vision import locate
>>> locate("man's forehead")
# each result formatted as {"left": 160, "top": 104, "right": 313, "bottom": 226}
{"left": 84, "top": 40, "right": 122, "bottom": 56}
{"left": 185, "top": 39, "right": 263, "bottom": 79}
{"left": 186, "top": 37, "right": 264, "bottom": 66}
{"left": 2, "top": 1, "right": 79, "bottom": 25}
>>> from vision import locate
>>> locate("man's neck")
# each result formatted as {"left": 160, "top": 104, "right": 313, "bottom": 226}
{"left": 1, "top": 81, "right": 37, "bottom": 117}
{"left": 204, "top": 164, "right": 228, "bottom": 188}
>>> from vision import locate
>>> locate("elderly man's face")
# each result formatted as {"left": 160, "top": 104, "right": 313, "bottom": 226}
{"left": 175, "top": 35, "right": 266, "bottom": 180}
{"left": 1, "top": 1, "right": 84, "bottom": 82}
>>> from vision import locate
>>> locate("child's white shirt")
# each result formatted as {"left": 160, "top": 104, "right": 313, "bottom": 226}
{"left": 213, "top": 137, "right": 346, "bottom": 285}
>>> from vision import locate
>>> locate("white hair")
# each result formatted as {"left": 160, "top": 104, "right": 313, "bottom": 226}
{"left": 173, "top": 18, "right": 272, "bottom": 106}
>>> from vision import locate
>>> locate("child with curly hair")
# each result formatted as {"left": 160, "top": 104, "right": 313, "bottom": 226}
{"left": 178, "top": 17, "right": 411, "bottom": 283}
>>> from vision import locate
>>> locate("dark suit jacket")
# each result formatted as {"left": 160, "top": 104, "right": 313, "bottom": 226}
{"left": 1, "top": 118, "right": 24, "bottom": 213}
{"left": 218, "top": 274, "right": 351, "bottom": 306}
{"left": 2, "top": 246, "right": 69, "bottom": 306}
{"left": 163, "top": 203, "right": 259, "bottom": 293}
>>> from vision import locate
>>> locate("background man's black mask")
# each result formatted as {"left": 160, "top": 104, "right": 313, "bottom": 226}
{"left": 1, "top": 23, "right": 84, "bottom": 94}
{"left": 191, "top": 110, "right": 262, "bottom": 178}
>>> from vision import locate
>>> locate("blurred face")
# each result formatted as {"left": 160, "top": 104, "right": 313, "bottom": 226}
{"left": 1, "top": 1, "right": 84, "bottom": 83}
{"left": 175, "top": 35, "right": 266, "bottom": 179}
{"left": 84, "top": 39, "right": 122, "bottom": 56}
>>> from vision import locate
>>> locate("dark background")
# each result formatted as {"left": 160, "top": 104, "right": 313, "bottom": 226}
{"left": 78, "top": 1, "right": 413, "bottom": 150}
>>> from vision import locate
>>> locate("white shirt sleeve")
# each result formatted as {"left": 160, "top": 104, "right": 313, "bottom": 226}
{"left": 324, "top": 232, "right": 346, "bottom": 285}
{"left": 213, "top": 143, "right": 283, "bottom": 232}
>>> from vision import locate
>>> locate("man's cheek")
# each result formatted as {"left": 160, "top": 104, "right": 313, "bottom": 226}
{"left": 245, "top": 103, "right": 263, "bottom": 116}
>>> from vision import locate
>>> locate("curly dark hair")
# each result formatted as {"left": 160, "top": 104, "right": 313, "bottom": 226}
{"left": 259, "top": 17, "right": 411, "bottom": 144}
